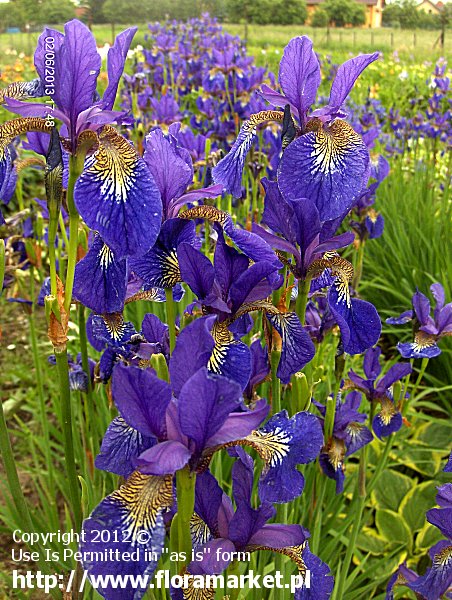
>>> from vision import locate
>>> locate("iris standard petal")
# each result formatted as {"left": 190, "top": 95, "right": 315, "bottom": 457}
{"left": 325, "top": 52, "right": 379, "bottom": 114}
{"left": 143, "top": 128, "right": 193, "bottom": 216}
{"left": 178, "top": 243, "right": 215, "bottom": 299}
{"left": 52, "top": 20, "right": 101, "bottom": 133}
{"left": 102, "top": 27, "right": 137, "bottom": 111}
{"left": 112, "top": 363, "right": 171, "bottom": 440}
{"left": 178, "top": 367, "right": 242, "bottom": 456}
{"left": 278, "top": 36, "right": 321, "bottom": 124}
{"left": 169, "top": 316, "right": 216, "bottom": 398}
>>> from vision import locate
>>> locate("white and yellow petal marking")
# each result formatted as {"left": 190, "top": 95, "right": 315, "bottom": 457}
{"left": 190, "top": 513, "right": 212, "bottom": 549}
{"left": 110, "top": 470, "right": 173, "bottom": 546}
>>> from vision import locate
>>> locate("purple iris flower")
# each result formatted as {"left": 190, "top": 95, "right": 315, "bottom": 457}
{"left": 304, "top": 298, "right": 336, "bottom": 344}
{"left": 80, "top": 345, "right": 269, "bottom": 598}
{"left": 244, "top": 338, "right": 270, "bottom": 400}
{"left": 142, "top": 123, "right": 223, "bottom": 220}
{"left": 253, "top": 178, "right": 382, "bottom": 355}
{"left": 73, "top": 235, "right": 128, "bottom": 315}
{"left": 0, "top": 145, "right": 17, "bottom": 225}
{"left": 3, "top": 20, "right": 135, "bottom": 150}
{"left": 171, "top": 452, "right": 333, "bottom": 600}
{"left": 1, "top": 20, "right": 163, "bottom": 260}
{"left": 178, "top": 232, "right": 315, "bottom": 384}
{"left": 316, "top": 391, "right": 373, "bottom": 493}
{"left": 48, "top": 352, "right": 95, "bottom": 392}
{"left": 93, "top": 318, "right": 269, "bottom": 480}
{"left": 445, "top": 452, "right": 452, "bottom": 473}
{"left": 213, "top": 36, "right": 379, "bottom": 222}
{"left": 86, "top": 308, "right": 180, "bottom": 383}
{"left": 386, "top": 483, "right": 452, "bottom": 600}
{"left": 387, "top": 283, "right": 452, "bottom": 359}
{"left": 348, "top": 346, "right": 412, "bottom": 439}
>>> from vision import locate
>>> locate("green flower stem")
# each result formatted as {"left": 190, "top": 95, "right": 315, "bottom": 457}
{"left": 411, "top": 357, "right": 429, "bottom": 400}
{"left": 201, "top": 138, "right": 211, "bottom": 189}
{"left": 28, "top": 270, "right": 54, "bottom": 495}
{"left": 165, "top": 288, "right": 177, "bottom": 353}
{"left": 324, "top": 396, "right": 336, "bottom": 441}
{"left": 226, "top": 560, "right": 241, "bottom": 599}
{"left": 334, "top": 444, "right": 368, "bottom": 600}
{"left": 270, "top": 349, "right": 287, "bottom": 581}
{"left": 173, "top": 467, "right": 196, "bottom": 574}
{"left": 0, "top": 398, "right": 35, "bottom": 528}
{"left": 296, "top": 276, "right": 312, "bottom": 325}
{"left": 352, "top": 239, "right": 366, "bottom": 293}
{"left": 78, "top": 303, "right": 97, "bottom": 458}
{"left": 47, "top": 213, "right": 59, "bottom": 295}
{"left": 64, "top": 154, "right": 86, "bottom": 314}
{"left": 310, "top": 472, "right": 327, "bottom": 555}
{"left": 55, "top": 349, "right": 82, "bottom": 530}
{"left": 367, "top": 435, "right": 393, "bottom": 496}
{"left": 0, "top": 240, "right": 5, "bottom": 295}
{"left": 271, "top": 349, "right": 281, "bottom": 414}
{"left": 78, "top": 304, "right": 92, "bottom": 395}
{"left": 58, "top": 212, "right": 70, "bottom": 252}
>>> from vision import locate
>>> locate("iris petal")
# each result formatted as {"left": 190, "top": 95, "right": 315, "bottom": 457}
{"left": 212, "top": 110, "right": 283, "bottom": 197}
{"left": 278, "top": 120, "right": 370, "bottom": 222}
{"left": 267, "top": 311, "right": 315, "bottom": 384}
{"left": 95, "top": 416, "right": 155, "bottom": 478}
{"left": 73, "top": 236, "right": 128, "bottom": 314}
{"left": 91, "top": 313, "right": 136, "bottom": 347}
{"left": 74, "top": 126, "right": 162, "bottom": 259}
{"left": 81, "top": 471, "right": 172, "bottom": 600}
{"left": 130, "top": 219, "right": 196, "bottom": 288}
{"left": 328, "top": 285, "right": 381, "bottom": 355}
{"left": 208, "top": 322, "right": 252, "bottom": 390}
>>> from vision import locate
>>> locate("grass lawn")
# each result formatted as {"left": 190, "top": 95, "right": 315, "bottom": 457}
{"left": 0, "top": 22, "right": 450, "bottom": 71}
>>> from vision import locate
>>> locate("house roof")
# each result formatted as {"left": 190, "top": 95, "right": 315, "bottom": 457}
{"left": 415, "top": 0, "right": 441, "bottom": 8}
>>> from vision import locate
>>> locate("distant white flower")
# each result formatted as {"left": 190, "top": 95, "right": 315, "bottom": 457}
{"left": 398, "top": 70, "right": 409, "bottom": 81}
{"left": 97, "top": 43, "right": 111, "bottom": 61}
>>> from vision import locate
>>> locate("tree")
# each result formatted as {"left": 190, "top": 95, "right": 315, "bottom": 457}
{"left": 311, "top": 7, "right": 329, "bottom": 26}
{"left": 382, "top": 0, "right": 421, "bottom": 28}
{"left": 41, "top": 0, "right": 75, "bottom": 24}
{"left": 227, "top": 0, "right": 307, "bottom": 25}
{"left": 102, "top": 0, "right": 144, "bottom": 23}
{"left": 274, "top": 0, "right": 307, "bottom": 25}
{"left": 85, "top": 0, "right": 108, "bottom": 25}
{"left": 324, "top": 0, "right": 365, "bottom": 26}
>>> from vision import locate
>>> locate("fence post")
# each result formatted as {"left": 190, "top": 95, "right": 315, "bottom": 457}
{"left": 390, "top": 32, "right": 394, "bottom": 47}
{"left": 371, "top": 31, "right": 375, "bottom": 45}
{"left": 353, "top": 31, "right": 357, "bottom": 47}
{"left": 413, "top": 32, "right": 416, "bottom": 46}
